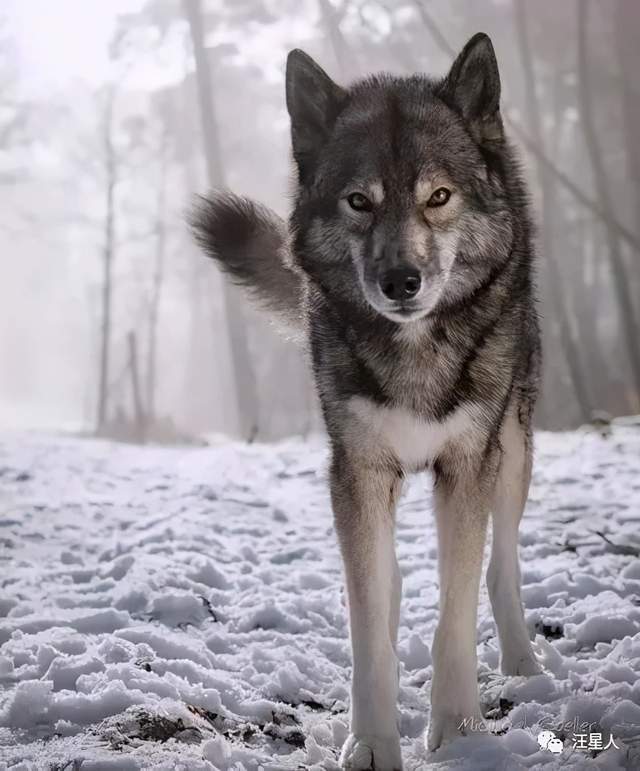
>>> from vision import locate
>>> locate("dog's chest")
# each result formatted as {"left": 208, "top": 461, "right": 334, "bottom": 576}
{"left": 348, "top": 396, "right": 476, "bottom": 471}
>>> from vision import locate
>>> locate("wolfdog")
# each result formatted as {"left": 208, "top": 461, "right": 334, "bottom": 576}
{"left": 191, "top": 33, "right": 541, "bottom": 770}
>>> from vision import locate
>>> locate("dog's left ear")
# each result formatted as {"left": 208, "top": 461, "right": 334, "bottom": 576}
{"left": 440, "top": 33, "right": 503, "bottom": 144}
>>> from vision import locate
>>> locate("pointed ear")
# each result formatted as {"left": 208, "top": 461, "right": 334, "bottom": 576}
{"left": 286, "top": 49, "right": 346, "bottom": 181}
{"left": 440, "top": 33, "right": 503, "bottom": 144}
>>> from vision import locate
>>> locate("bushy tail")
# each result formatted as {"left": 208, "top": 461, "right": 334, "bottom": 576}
{"left": 189, "top": 192, "right": 304, "bottom": 331}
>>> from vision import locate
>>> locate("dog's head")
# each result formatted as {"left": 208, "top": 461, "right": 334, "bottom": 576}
{"left": 287, "top": 34, "right": 515, "bottom": 323}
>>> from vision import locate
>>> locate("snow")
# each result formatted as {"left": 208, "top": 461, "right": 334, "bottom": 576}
{"left": 0, "top": 424, "right": 639, "bottom": 769}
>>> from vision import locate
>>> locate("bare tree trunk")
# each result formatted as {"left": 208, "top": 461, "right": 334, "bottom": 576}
{"left": 317, "top": 0, "right": 351, "bottom": 80}
{"left": 146, "top": 128, "right": 168, "bottom": 423}
{"left": 177, "top": 68, "right": 218, "bottom": 434}
{"left": 577, "top": 0, "right": 640, "bottom": 410}
{"left": 97, "top": 86, "right": 117, "bottom": 431}
{"left": 183, "top": 0, "right": 259, "bottom": 440}
{"left": 613, "top": 0, "right": 640, "bottom": 316}
{"left": 614, "top": 0, "right": 640, "bottom": 213}
{"left": 128, "top": 331, "right": 145, "bottom": 442}
{"left": 514, "top": 0, "right": 592, "bottom": 421}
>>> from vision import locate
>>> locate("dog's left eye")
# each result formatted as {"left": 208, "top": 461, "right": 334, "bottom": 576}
{"left": 427, "top": 187, "right": 451, "bottom": 207}
{"left": 347, "top": 193, "right": 373, "bottom": 212}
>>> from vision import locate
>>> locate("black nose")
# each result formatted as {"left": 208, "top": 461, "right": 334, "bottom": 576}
{"left": 379, "top": 266, "right": 422, "bottom": 301}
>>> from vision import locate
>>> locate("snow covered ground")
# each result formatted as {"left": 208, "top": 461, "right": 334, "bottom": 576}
{"left": 1, "top": 424, "right": 639, "bottom": 770}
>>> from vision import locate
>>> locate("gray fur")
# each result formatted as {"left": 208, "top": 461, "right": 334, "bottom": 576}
{"left": 189, "top": 192, "right": 304, "bottom": 330}
{"left": 190, "top": 32, "right": 542, "bottom": 771}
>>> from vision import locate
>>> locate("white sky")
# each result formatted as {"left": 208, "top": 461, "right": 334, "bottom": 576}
{"left": 6, "top": 0, "right": 145, "bottom": 92}
{"left": 5, "top": 0, "right": 318, "bottom": 97}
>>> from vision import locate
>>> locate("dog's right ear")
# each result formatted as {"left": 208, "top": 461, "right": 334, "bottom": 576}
{"left": 286, "top": 50, "right": 346, "bottom": 183}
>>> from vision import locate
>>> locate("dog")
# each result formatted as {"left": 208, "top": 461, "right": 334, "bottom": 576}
{"left": 190, "top": 32, "right": 542, "bottom": 771}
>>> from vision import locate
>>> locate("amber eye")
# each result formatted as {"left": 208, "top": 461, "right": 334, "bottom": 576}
{"left": 427, "top": 187, "right": 451, "bottom": 207}
{"left": 347, "top": 192, "right": 373, "bottom": 212}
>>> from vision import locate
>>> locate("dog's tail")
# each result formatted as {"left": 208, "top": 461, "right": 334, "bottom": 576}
{"left": 189, "top": 192, "right": 304, "bottom": 332}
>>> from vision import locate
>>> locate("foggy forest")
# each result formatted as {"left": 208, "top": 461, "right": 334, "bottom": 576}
{"left": 3, "top": 3, "right": 640, "bottom": 770}
{"left": 1, "top": 0, "right": 639, "bottom": 442}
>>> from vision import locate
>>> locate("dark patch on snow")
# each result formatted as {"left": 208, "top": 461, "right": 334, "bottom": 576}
{"left": 49, "top": 761, "right": 84, "bottom": 771}
{"left": 107, "top": 710, "right": 203, "bottom": 749}
{"left": 221, "top": 497, "right": 270, "bottom": 508}
{"left": 199, "top": 594, "right": 218, "bottom": 621}
{"left": 186, "top": 704, "right": 306, "bottom": 752}
{"left": 263, "top": 722, "right": 306, "bottom": 748}
{"left": 300, "top": 698, "right": 325, "bottom": 711}
{"left": 595, "top": 530, "right": 640, "bottom": 556}
{"left": 535, "top": 620, "right": 564, "bottom": 640}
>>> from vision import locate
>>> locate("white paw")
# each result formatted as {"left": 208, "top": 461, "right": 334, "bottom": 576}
{"left": 340, "top": 733, "right": 403, "bottom": 771}
{"left": 426, "top": 709, "right": 485, "bottom": 752}
{"left": 501, "top": 650, "right": 542, "bottom": 677}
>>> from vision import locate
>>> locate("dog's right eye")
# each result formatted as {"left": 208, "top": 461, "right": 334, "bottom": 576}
{"left": 347, "top": 193, "right": 373, "bottom": 212}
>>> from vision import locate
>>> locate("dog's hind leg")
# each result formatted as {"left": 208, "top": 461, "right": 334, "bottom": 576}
{"left": 487, "top": 412, "right": 541, "bottom": 676}
{"left": 427, "top": 464, "right": 488, "bottom": 752}
{"left": 331, "top": 452, "right": 404, "bottom": 771}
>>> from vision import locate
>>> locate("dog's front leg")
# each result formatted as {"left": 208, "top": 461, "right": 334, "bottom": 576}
{"left": 487, "top": 412, "right": 541, "bottom": 676}
{"left": 331, "top": 451, "right": 404, "bottom": 771}
{"left": 427, "top": 464, "right": 489, "bottom": 752}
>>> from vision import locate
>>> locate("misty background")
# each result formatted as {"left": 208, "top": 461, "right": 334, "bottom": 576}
{"left": 1, "top": 0, "right": 639, "bottom": 442}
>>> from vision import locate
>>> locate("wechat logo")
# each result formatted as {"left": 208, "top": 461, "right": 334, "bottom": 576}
{"left": 538, "top": 731, "right": 563, "bottom": 754}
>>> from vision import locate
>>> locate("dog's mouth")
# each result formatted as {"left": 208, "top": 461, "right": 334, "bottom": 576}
{"left": 361, "top": 283, "right": 441, "bottom": 324}
{"left": 378, "top": 303, "right": 431, "bottom": 323}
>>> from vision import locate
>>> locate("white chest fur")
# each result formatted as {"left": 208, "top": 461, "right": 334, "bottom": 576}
{"left": 347, "top": 396, "right": 478, "bottom": 472}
